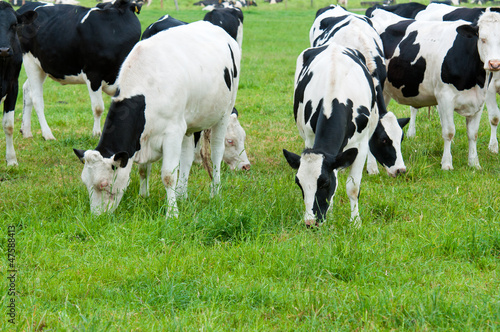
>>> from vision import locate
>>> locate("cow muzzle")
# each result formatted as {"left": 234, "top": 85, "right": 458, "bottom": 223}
{"left": 488, "top": 60, "right": 500, "bottom": 71}
{"left": 0, "top": 47, "right": 11, "bottom": 58}
{"left": 388, "top": 167, "right": 406, "bottom": 178}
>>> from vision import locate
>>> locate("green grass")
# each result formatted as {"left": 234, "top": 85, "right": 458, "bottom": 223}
{"left": 1, "top": 1, "right": 500, "bottom": 330}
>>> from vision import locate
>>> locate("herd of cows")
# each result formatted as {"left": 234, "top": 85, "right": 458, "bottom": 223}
{"left": 1, "top": 1, "right": 500, "bottom": 225}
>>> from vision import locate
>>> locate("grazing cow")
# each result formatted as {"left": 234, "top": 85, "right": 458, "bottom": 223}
{"left": 17, "top": 0, "right": 142, "bottom": 140}
{"left": 141, "top": 14, "right": 187, "bottom": 40}
{"left": 310, "top": 5, "right": 409, "bottom": 176}
{"left": 413, "top": 3, "right": 500, "bottom": 153}
{"left": 73, "top": 21, "right": 241, "bottom": 218}
{"left": 193, "top": 108, "right": 250, "bottom": 170}
{"left": 365, "top": 2, "right": 427, "bottom": 19}
{"left": 0, "top": 3, "right": 36, "bottom": 166}
{"left": 370, "top": 9, "right": 500, "bottom": 170}
{"left": 284, "top": 43, "right": 380, "bottom": 227}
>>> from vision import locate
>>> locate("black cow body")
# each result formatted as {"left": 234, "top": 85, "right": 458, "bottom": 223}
{"left": 0, "top": 3, "right": 36, "bottom": 166}
{"left": 17, "top": 0, "right": 142, "bottom": 140}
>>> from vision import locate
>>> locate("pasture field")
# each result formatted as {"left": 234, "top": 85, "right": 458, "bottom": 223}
{"left": 1, "top": 0, "right": 500, "bottom": 330}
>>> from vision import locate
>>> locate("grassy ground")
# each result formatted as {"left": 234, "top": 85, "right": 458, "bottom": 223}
{"left": 1, "top": 1, "right": 500, "bottom": 330}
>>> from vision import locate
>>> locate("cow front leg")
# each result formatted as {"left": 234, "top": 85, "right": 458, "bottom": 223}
{"left": 22, "top": 54, "right": 53, "bottom": 140}
{"left": 346, "top": 144, "right": 368, "bottom": 228}
{"left": 85, "top": 82, "right": 105, "bottom": 137}
{"left": 485, "top": 83, "right": 499, "bottom": 153}
{"left": 138, "top": 163, "right": 151, "bottom": 197}
{"left": 209, "top": 117, "right": 229, "bottom": 197}
{"left": 466, "top": 111, "right": 483, "bottom": 169}
{"left": 3, "top": 110, "right": 18, "bottom": 166}
{"left": 177, "top": 135, "right": 196, "bottom": 200}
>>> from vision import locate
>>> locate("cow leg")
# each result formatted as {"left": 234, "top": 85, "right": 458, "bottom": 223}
{"left": 485, "top": 83, "right": 499, "bottom": 153}
{"left": 437, "top": 104, "right": 455, "bottom": 170}
{"left": 138, "top": 163, "right": 151, "bottom": 197}
{"left": 209, "top": 117, "right": 230, "bottom": 197}
{"left": 21, "top": 55, "right": 54, "bottom": 140}
{"left": 3, "top": 110, "right": 17, "bottom": 166}
{"left": 85, "top": 82, "right": 105, "bottom": 137}
{"left": 161, "top": 125, "right": 186, "bottom": 219}
{"left": 177, "top": 135, "right": 196, "bottom": 200}
{"left": 346, "top": 144, "right": 368, "bottom": 228}
{"left": 365, "top": 152, "right": 379, "bottom": 175}
{"left": 466, "top": 110, "right": 483, "bottom": 169}
{"left": 407, "top": 106, "right": 418, "bottom": 138}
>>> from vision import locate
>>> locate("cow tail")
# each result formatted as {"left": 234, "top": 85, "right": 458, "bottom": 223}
{"left": 201, "top": 129, "right": 213, "bottom": 180}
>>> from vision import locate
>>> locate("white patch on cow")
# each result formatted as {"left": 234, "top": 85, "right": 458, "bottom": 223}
{"left": 3, "top": 110, "right": 18, "bottom": 166}
{"left": 80, "top": 8, "right": 100, "bottom": 24}
{"left": 80, "top": 151, "right": 133, "bottom": 214}
{"left": 296, "top": 153, "right": 324, "bottom": 222}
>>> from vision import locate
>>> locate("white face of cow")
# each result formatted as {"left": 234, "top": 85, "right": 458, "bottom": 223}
{"left": 77, "top": 150, "right": 133, "bottom": 215}
{"left": 223, "top": 113, "right": 251, "bottom": 170}
{"left": 476, "top": 11, "right": 500, "bottom": 72}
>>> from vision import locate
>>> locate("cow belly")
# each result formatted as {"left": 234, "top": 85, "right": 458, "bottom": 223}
{"left": 49, "top": 72, "right": 87, "bottom": 85}
{"left": 385, "top": 82, "right": 438, "bottom": 108}
{"left": 451, "top": 90, "right": 485, "bottom": 117}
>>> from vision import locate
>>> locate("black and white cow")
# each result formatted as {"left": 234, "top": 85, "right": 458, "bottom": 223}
{"left": 365, "top": 2, "right": 427, "bottom": 19}
{"left": 74, "top": 21, "right": 241, "bottom": 218}
{"left": 141, "top": 14, "right": 186, "bottom": 40}
{"left": 310, "top": 5, "right": 409, "bottom": 177}
{"left": 284, "top": 43, "right": 380, "bottom": 227}
{"left": 17, "top": 0, "right": 142, "bottom": 140}
{"left": 413, "top": 3, "right": 500, "bottom": 153}
{"left": 370, "top": 9, "right": 500, "bottom": 170}
{"left": 0, "top": 3, "right": 36, "bottom": 166}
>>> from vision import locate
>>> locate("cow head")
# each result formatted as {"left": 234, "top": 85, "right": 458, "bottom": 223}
{"left": 224, "top": 111, "right": 250, "bottom": 170}
{"left": 369, "top": 112, "right": 409, "bottom": 177}
{"left": 0, "top": 3, "right": 36, "bottom": 59}
{"left": 283, "top": 148, "right": 357, "bottom": 227}
{"left": 458, "top": 10, "right": 500, "bottom": 72}
{"left": 97, "top": 0, "right": 143, "bottom": 14}
{"left": 74, "top": 149, "right": 133, "bottom": 215}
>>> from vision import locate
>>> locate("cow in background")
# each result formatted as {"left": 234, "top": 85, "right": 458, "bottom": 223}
{"left": 17, "top": 0, "right": 142, "bottom": 140}
{"left": 0, "top": 3, "right": 36, "bottom": 166}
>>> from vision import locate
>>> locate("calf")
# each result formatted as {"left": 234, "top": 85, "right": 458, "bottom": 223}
{"left": 310, "top": 5, "right": 409, "bottom": 177}
{"left": 0, "top": 3, "right": 36, "bottom": 166}
{"left": 17, "top": 0, "right": 142, "bottom": 140}
{"left": 284, "top": 43, "right": 380, "bottom": 227}
{"left": 413, "top": 3, "right": 500, "bottom": 153}
{"left": 74, "top": 21, "right": 241, "bottom": 218}
{"left": 370, "top": 9, "right": 500, "bottom": 170}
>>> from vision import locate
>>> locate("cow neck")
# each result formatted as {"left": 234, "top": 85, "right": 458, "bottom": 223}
{"left": 95, "top": 94, "right": 146, "bottom": 159}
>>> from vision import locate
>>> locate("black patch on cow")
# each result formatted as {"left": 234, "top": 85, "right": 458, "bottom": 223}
{"left": 369, "top": 113, "right": 396, "bottom": 168}
{"left": 379, "top": 20, "right": 413, "bottom": 59}
{"left": 441, "top": 29, "right": 485, "bottom": 90}
{"left": 366, "top": 2, "right": 427, "bottom": 19}
{"left": 304, "top": 100, "right": 313, "bottom": 124}
{"left": 204, "top": 8, "right": 242, "bottom": 42}
{"left": 355, "top": 106, "right": 370, "bottom": 133}
{"left": 313, "top": 18, "right": 350, "bottom": 46}
{"left": 386, "top": 31, "right": 426, "bottom": 98}
{"left": 95, "top": 94, "right": 146, "bottom": 158}
{"left": 229, "top": 44, "right": 238, "bottom": 78}
{"left": 442, "top": 8, "right": 484, "bottom": 23}
{"left": 224, "top": 67, "right": 231, "bottom": 90}
{"left": 141, "top": 15, "right": 187, "bottom": 40}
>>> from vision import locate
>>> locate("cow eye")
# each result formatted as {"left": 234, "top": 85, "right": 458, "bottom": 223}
{"left": 481, "top": 38, "right": 487, "bottom": 44}
{"left": 226, "top": 139, "right": 234, "bottom": 145}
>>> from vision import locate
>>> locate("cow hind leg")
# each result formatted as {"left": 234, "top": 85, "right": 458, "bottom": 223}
{"left": 407, "top": 106, "right": 418, "bottom": 138}
{"left": 86, "top": 82, "right": 105, "bottom": 137}
{"left": 22, "top": 56, "right": 53, "bottom": 140}
{"left": 138, "top": 163, "right": 151, "bottom": 197}
{"left": 3, "top": 111, "right": 18, "bottom": 166}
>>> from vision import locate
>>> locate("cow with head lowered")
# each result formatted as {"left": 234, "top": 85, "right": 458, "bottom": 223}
{"left": 74, "top": 21, "right": 241, "bottom": 218}
{"left": 309, "top": 5, "right": 409, "bottom": 177}
{"left": 284, "top": 42, "right": 382, "bottom": 228}
{"left": 16, "top": 0, "right": 142, "bottom": 140}
{"left": 370, "top": 9, "right": 500, "bottom": 170}
{"left": 0, "top": 3, "right": 36, "bottom": 166}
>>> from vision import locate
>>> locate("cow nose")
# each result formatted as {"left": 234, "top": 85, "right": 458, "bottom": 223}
{"left": 488, "top": 60, "right": 500, "bottom": 71}
{"left": 0, "top": 47, "right": 11, "bottom": 57}
{"left": 241, "top": 164, "right": 251, "bottom": 171}
{"left": 396, "top": 167, "right": 406, "bottom": 176}
{"left": 305, "top": 219, "right": 319, "bottom": 228}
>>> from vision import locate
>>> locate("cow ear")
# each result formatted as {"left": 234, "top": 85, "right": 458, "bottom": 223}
{"left": 331, "top": 148, "right": 358, "bottom": 170}
{"left": 113, "top": 151, "right": 129, "bottom": 168}
{"left": 283, "top": 149, "right": 301, "bottom": 169}
{"left": 73, "top": 149, "right": 86, "bottom": 164}
{"left": 456, "top": 24, "right": 478, "bottom": 38}
{"left": 231, "top": 107, "right": 239, "bottom": 117}
{"left": 398, "top": 117, "right": 410, "bottom": 129}
{"left": 17, "top": 10, "right": 37, "bottom": 25}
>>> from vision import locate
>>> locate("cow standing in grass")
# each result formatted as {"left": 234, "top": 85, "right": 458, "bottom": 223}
{"left": 0, "top": 3, "right": 36, "bottom": 166}
{"left": 74, "top": 22, "right": 241, "bottom": 218}
{"left": 17, "top": 0, "right": 142, "bottom": 140}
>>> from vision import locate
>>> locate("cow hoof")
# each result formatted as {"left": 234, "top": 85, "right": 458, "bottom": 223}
{"left": 20, "top": 129, "right": 33, "bottom": 139}
{"left": 43, "top": 133, "right": 56, "bottom": 140}
{"left": 489, "top": 142, "right": 498, "bottom": 154}
{"left": 441, "top": 164, "right": 454, "bottom": 171}
{"left": 6, "top": 160, "right": 18, "bottom": 167}
{"left": 93, "top": 131, "right": 102, "bottom": 137}
{"left": 366, "top": 167, "right": 379, "bottom": 175}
